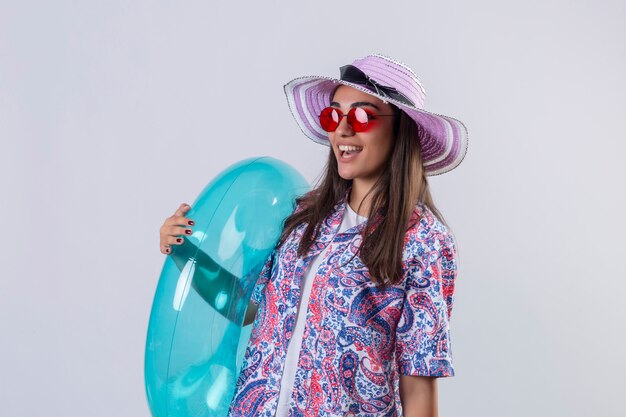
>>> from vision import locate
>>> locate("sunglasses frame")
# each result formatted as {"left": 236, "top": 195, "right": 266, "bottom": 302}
{"left": 318, "top": 106, "right": 394, "bottom": 133}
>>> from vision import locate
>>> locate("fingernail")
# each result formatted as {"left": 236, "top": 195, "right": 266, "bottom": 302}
{"left": 185, "top": 230, "right": 191, "bottom": 235}
{"left": 176, "top": 238, "right": 182, "bottom": 243}
{"left": 188, "top": 220, "right": 194, "bottom": 225}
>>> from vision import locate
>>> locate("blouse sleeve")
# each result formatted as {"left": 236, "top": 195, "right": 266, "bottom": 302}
{"left": 249, "top": 193, "right": 311, "bottom": 307}
{"left": 395, "top": 231, "right": 459, "bottom": 377}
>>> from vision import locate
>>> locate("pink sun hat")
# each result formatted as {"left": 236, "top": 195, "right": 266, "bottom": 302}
{"left": 283, "top": 53, "right": 468, "bottom": 176}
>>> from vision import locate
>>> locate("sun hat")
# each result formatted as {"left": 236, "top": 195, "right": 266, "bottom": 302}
{"left": 283, "top": 53, "right": 468, "bottom": 176}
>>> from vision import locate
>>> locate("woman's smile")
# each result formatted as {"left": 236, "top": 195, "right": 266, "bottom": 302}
{"left": 337, "top": 143, "right": 364, "bottom": 161}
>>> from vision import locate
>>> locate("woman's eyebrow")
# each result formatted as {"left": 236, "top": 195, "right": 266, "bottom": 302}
{"left": 330, "top": 101, "right": 381, "bottom": 110}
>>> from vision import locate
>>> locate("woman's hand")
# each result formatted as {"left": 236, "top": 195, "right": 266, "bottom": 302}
{"left": 159, "top": 203, "right": 195, "bottom": 254}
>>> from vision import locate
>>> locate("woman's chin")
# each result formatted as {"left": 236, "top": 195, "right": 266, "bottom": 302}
{"left": 337, "top": 168, "right": 357, "bottom": 181}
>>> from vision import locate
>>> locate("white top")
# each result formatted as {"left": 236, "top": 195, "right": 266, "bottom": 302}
{"left": 274, "top": 202, "right": 367, "bottom": 417}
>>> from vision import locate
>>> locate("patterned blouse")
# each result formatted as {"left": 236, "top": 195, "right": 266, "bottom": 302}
{"left": 227, "top": 187, "right": 459, "bottom": 417}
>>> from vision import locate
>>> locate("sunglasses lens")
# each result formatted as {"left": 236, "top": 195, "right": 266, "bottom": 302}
{"left": 348, "top": 108, "right": 369, "bottom": 132}
{"left": 319, "top": 107, "right": 341, "bottom": 132}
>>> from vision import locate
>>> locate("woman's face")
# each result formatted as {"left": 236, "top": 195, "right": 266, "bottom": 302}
{"left": 327, "top": 85, "right": 395, "bottom": 184}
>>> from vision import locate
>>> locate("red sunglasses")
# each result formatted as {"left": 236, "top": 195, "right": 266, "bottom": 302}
{"left": 318, "top": 106, "right": 394, "bottom": 133}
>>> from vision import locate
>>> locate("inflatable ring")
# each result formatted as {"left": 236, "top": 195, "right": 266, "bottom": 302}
{"left": 144, "top": 156, "right": 309, "bottom": 417}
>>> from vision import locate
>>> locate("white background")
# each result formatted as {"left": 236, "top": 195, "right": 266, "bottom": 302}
{"left": 1, "top": 0, "right": 625, "bottom": 416}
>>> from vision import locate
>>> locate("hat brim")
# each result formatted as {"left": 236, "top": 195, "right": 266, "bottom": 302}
{"left": 284, "top": 76, "right": 468, "bottom": 176}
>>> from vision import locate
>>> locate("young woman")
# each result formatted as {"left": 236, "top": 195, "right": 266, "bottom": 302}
{"left": 159, "top": 54, "right": 468, "bottom": 417}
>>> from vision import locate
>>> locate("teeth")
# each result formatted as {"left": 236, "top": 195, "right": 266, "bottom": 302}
{"left": 339, "top": 145, "right": 363, "bottom": 152}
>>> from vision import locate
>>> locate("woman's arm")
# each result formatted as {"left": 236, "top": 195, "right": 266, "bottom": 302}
{"left": 243, "top": 301, "right": 258, "bottom": 326}
{"left": 399, "top": 375, "right": 438, "bottom": 417}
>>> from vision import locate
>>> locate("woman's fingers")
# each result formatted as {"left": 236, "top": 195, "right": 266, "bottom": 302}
{"left": 164, "top": 234, "right": 185, "bottom": 246}
{"left": 166, "top": 203, "right": 195, "bottom": 227}
{"left": 166, "top": 225, "right": 194, "bottom": 240}
{"left": 174, "top": 203, "right": 191, "bottom": 218}
{"left": 160, "top": 203, "right": 195, "bottom": 255}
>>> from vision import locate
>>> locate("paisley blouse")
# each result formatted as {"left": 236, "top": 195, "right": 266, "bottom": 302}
{"left": 227, "top": 188, "right": 459, "bottom": 417}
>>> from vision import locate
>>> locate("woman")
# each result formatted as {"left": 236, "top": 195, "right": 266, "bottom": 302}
{"left": 159, "top": 54, "right": 468, "bottom": 417}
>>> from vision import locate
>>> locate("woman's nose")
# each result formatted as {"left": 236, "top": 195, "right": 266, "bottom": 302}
{"left": 334, "top": 114, "right": 354, "bottom": 136}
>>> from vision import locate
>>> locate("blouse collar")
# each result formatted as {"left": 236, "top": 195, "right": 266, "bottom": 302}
{"left": 325, "top": 185, "right": 386, "bottom": 237}
{"left": 302, "top": 185, "right": 426, "bottom": 261}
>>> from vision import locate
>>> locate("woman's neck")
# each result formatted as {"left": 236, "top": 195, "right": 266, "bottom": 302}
{"left": 348, "top": 178, "right": 377, "bottom": 216}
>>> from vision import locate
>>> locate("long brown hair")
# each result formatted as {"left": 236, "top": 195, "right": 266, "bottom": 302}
{"left": 276, "top": 101, "right": 448, "bottom": 287}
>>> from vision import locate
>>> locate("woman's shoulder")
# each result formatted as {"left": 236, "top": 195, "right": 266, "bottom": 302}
{"left": 293, "top": 189, "right": 317, "bottom": 213}
{"left": 404, "top": 202, "right": 457, "bottom": 258}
